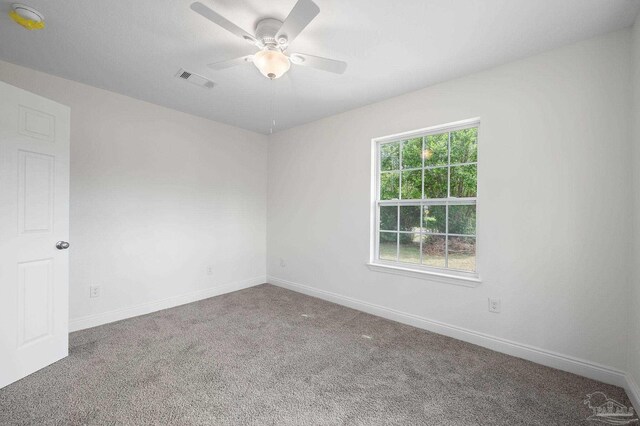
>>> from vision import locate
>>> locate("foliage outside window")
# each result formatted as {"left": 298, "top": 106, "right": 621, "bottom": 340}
{"left": 375, "top": 122, "right": 478, "bottom": 274}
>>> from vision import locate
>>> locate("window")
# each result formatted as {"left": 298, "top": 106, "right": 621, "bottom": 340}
{"left": 371, "top": 119, "right": 478, "bottom": 279}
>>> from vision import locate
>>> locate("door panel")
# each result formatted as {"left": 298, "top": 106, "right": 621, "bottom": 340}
{"left": 18, "top": 259, "right": 53, "bottom": 346}
{"left": 0, "top": 81, "right": 70, "bottom": 389}
{"left": 19, "top": 150, "right": 54, "bottom": 233}
{"left": 18, "top": 105, "right": 56, "bottom": 142}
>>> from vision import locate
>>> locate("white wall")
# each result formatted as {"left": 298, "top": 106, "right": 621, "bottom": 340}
{"left": 267, "top": 30, "right": 633, "bottom": 382}
{"left": 629, "top": 15, "right": 640, "bottom": 398}
{"left": 0, "top": 60, "right": 268, "bottom": 328}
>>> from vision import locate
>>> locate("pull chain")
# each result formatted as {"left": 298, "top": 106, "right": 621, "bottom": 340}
{"left": 269, "top": 79, "right": 277, "bottom": 134}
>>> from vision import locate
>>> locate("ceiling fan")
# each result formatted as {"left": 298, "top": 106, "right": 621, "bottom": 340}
{"left": 190, "top": 0, "right": 347, "bottom": 80}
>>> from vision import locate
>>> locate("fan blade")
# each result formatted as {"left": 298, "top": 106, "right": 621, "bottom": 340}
{"left": 275, "top": 0, "right": 320, "bottom": 44}
{"left": 191, "top": 2, "right": 257, "bottom": 45}
{"left": 207, "top": 55, "right": 254, "bottom": 70}
{"left": 289, "top": 53, "right": 347, "bottom": 74}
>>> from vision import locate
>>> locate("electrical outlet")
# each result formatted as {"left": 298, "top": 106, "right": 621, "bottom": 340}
{"left": 207, "top": 266, "right": 213, "bottom": 276}
{"left": 280, "top": 258, "right": 286, "bottom": 268}
{"left": 488, "top": 298, "right": 501, "bottom": 313}
{"left": 90, "top": 285, "right": 100, "bottom": 298}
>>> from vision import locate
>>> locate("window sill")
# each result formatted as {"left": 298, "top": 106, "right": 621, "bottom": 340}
{"left": 365, "top": 262, "right": 481, "bottom": 287}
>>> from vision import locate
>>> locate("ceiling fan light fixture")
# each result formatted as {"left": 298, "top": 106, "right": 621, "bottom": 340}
{"left": 191, "top": 0, "right": 347, "bottom": 80}
{"left": 253, "top": 49, "right": 290, "bottom": 80}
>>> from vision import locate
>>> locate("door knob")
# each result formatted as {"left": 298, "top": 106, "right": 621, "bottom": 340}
{"left": 56, "top": 241, "right": 70, "bottom": 250}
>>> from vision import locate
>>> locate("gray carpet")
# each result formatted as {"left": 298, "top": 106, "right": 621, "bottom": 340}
{"left": 0, "top": 284, "right": 632, "bottom": 425}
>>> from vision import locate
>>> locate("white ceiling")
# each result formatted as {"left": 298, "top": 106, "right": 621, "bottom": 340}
{"left": 1, "top": 0, "right": 639, "bottom": 134}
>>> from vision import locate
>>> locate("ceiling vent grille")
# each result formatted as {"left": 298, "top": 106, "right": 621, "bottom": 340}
{"left": 175, "top": 68, "right": 214, "bottom": 89}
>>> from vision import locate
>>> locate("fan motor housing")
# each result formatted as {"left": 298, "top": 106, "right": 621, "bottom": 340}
{"left": 255, "top": 18, "right": 283, "bottom": 46}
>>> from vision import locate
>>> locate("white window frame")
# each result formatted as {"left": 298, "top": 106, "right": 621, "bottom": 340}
{"left": 368, "top": 118, "right": 481, "bottom": 286}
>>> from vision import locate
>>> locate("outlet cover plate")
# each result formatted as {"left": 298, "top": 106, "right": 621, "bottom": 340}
{"left": 90, "top": 286, "right": 100, "bottom": 298}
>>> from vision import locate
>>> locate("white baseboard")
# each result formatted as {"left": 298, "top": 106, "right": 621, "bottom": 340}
{"left": 268, "top": 275, "right": 627, "bottom": 388}
{"left": 626, "top": 374, "right": 640, "bottom": 410}
{"left": 69, "top": 276, "right": 266, "bottom": 332}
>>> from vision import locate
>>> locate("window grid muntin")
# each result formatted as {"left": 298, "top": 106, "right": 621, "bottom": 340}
{"left": 445, "top": 131, "right": 451, "bottom": 267}
{"left": 381, "top": 162, "right": 478, "bottom": 173}
{"left": 420, "top": 136, "right": 425, "bottom": 262}
{"left": 375, "top": 124, "right": 478, "bottom": 273}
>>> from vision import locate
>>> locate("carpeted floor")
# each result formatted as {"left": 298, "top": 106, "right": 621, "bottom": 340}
{"left": 0, "top": 284, "right": 632, "bottom": 425}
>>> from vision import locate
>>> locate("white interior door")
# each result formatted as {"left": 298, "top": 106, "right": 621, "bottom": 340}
{"left": 0, "top": 81, "right": 70, "bottom": 389}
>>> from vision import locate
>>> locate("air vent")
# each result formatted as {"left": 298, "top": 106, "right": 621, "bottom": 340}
{"left": 175, "top": 68, "right": 215, "bottom": 89}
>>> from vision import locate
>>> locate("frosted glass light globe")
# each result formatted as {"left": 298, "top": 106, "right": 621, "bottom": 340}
{"left": 253, "top": 49, "right": 291, "bottom": 80}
